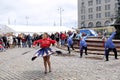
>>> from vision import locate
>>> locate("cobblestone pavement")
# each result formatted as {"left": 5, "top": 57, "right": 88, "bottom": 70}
{"left": 0, "top": 47, "right": 120, "bottom": 80}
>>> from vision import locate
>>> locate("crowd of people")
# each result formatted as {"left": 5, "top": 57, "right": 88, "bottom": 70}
{"left": 0, "top": 33, "right": 33, "bottom": 50}
{"left": 0, "top": 31, "right": 76, "bottom": 49}
{"left": 0, "top": 31, "right": 76, "bottom": 51}
{"left": 0, "top": 30, "right": 118, "bottom": 74}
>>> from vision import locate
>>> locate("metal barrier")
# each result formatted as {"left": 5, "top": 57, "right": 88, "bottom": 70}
{"left": 73, "top": 38, "right": 120, "bottom": 55}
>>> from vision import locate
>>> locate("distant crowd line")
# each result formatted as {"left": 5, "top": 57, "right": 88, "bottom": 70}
{"left": 0, "top": 31, "right": 80, "bottom": 51}
{"left": 0, "top": 30, "right": 118, "bottom": 62}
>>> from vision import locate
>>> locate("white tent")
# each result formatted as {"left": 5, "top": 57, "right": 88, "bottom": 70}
{"left": 7, "top": 25, "right": 74, "bottom": 33}
{"left": 0, "top": 24, "right": 15, "bottom": 34}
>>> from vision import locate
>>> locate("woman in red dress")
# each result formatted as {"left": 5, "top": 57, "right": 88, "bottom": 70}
{"left": 31, "top": 33, "right": 56, "bottom": 74}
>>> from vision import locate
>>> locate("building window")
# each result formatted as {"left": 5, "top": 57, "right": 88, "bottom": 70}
{"left": 105, "top": 4, "right": 111, "bottom": 10}
{"left": 104, "top": 21, "right": 110, "bottom": 26}
{"left": 88, "top": 8, "right": 93, "bottom": 13}
{"left": 81, "top": 22, "right": 85, "bottom": 27}
{"left": 88, "top": 22, "right": 94, "bottom": 27}
{"left": 81, "top": 15, "right": 85, "bottom": 20}
{"left": 105, "top": 12, "right": 110, "bottom": 17}
{"left": 81, "top": 2, "right": 85, "bottom": 14}
{"left": 81, "top": 2, "right": 84, "bottom": 7}
{"left": 81, "top": 9, "right": 85, "bottom": 14}
{"left": 88, "top": 14, "right": 93, "bottom": 19}
{"left": 115, "top": 3, "right": 118, "bottom": 9}
{"left": 96, "top": 6, "right": 101, "bottom": 11}
{"left": 105, "top": 0, "right": 110, "bottom": 3}
{"left": 88, "top": 0, "right": 93, "bottom": 6}
{"left": 96, "top": 21, "right": 101, "bottom": 27}
{"left": 96, "top": 13, "right": 101, "bottom": 18}
{"left": 96, "top": 0, "right": 101, "bottom": 4}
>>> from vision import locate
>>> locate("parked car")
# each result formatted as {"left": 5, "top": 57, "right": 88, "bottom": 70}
{"left": 80, "top": 29, "right": 98, "bottom": 37}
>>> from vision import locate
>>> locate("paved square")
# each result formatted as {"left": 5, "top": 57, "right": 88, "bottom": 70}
{"left": 0, "top": 47, "right": 120, "bottom": 80}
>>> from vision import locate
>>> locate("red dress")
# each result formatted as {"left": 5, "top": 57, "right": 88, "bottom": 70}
{"left": 33, "top": 38, "right": 56, "bottom": 57}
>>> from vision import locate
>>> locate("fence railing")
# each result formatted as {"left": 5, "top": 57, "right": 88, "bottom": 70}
{"left": 73, "top": 38, "right": 120, "bottom": 55}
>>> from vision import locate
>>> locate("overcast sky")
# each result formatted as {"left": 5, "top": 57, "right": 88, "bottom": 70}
{"left": 0, "top": 0, "right": 77, "bottom": 28}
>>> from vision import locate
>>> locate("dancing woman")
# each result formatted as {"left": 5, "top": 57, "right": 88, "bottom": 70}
{"left": 67, "top": 32, "right": 75, "bottom": 54}
{"left": 31, "top": 33, "right": 56, "bottom": 74}
{"left": 79, "top": 33, "right": 88, "bottom": 58}
{"left": 104, "top": 32, "right": 118, "bottom": 61}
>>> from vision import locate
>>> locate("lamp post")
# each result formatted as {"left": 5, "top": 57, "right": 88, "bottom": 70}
{"left": 25, "top": 16, "right": 29, "bottom": 26}
{"left": 58, "top": 7, "right": 64, "bottom": 26}
{"left": 14, "top": 19, "right": 16, "bottom": 25}
{"left": 8, "top": 18, "right": 10, "bottom": 25}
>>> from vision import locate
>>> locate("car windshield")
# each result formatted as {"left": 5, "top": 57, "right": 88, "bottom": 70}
{"left": 80, "top": 29, "right": 98, "bottom": 36}
{"left": 90, "top": 30, "right": 96, "bottom": 34}
{"left": 80, "top": 30, "right": 91, "bottom": 35}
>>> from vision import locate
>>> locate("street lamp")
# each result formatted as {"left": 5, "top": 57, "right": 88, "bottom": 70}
{"left": 25, "top": 16, "right": 29, "bottom": 26}
{"left": 58, "top": 7, "right": 64, "bottom": 26}
{"left": 14, "top": 19, "right": 16, "bottom": 25}
{"left": 8, "top": 18, "right": 10, "bottom": 25}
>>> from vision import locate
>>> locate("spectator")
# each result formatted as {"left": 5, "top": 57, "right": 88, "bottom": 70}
{"left": 50, "top": 33, "right": 55, "bottom": 40}
{"left": 17, "top": 34, "right": 21, "bottom": 48}
{"left": 0, "top": 37, "right": 5, "bottom": 51}
{"left": 60, "top": 32, "right": 67, "bottom": 46}
{"left": 21, "top": 34, "right": 27, "bottom": 48}
{"left": 26, "top": 34, "right": 32, "bottom": 48}
{"left": 13, "top": 35, "right": 17, "bottom": 48}
{"left": 7, "top": 33, "right": 13, "bottom": 48}
{"left": 54, "top": 32, "right": 60, "bottom": 45}
{"left": 2, "top": 34, "right": 8, "bottom": 48}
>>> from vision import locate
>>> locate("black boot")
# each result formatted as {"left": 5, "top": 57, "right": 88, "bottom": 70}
{"left": 105, "top": 56, "right": 109, "bottom": 61}
{"left": 31, "top": 56, "right": 37, "bottom": 61}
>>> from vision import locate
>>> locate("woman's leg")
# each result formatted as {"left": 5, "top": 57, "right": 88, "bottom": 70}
{"left": 105, "top": 48, "right": 110, "bottom": 61}
{"left": 84, "top": 46, "right": 88, "bottom": 55}
{"left": 113, "top": 48, "right": 118, "bottom": 59}
{"left": 46, "top": 56, "right": 51, "bottom": 72}
{"left": 80, "top": 46, "right": 83, "bottom": 58}
{"left": 67, "top": 46, "right": 70, "bottom": 54}
{"left": 71, "top": 44, "right": 74, "bottom": 50}
{"left": 43, "top": 56, "right": 47, "bottom": 74}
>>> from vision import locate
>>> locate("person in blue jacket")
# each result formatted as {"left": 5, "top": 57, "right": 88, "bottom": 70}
{"left": 80, "top": 33, "right": 88, "bottom": 58}
{"left": 67, "top": 32, "right": 75, "bottom": 54}
{"left": 104, "top": 32, "right": 118, "bottom": 61}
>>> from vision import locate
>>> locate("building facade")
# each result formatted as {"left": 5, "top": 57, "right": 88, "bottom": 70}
{"left": 78, "top": 0, "right": 118, "bottom": 28}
